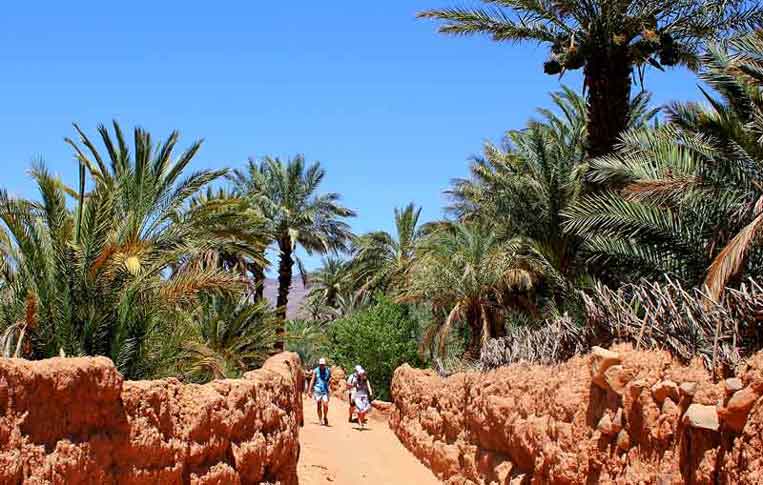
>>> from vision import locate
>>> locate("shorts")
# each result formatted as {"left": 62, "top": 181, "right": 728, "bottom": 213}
{"left": 313, "top": 390, "right": 329, "bottom": 402}
{"left": 353, "top": 394, "right": 371, "bottom": 413}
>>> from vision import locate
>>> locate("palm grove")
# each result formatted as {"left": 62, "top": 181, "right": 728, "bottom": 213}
{"left": 2, "top": 1, "right": 763, "bottom": 396}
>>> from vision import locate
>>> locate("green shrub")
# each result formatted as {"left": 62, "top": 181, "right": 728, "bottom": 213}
{"left": 326, "top": 296, "right": 422, "bottom": 401}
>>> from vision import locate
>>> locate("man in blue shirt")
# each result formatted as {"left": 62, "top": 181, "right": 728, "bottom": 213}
{"left": 307, "top": 357, "right": 332, "bottom": 426}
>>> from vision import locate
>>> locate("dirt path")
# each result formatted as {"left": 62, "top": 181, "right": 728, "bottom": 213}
{"left": 297, "top": 398, "right": 441, "bottom": 485}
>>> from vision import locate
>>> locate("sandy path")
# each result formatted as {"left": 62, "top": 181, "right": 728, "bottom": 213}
{"left": 297, "top": 398, "right": 441, "bottom": 485}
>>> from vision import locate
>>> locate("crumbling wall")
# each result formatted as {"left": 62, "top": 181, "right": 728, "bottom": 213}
{"left": 390, "top": 344, "right": 763, "bottom": 484}
{"left": 0, "top": 352, "right": 303, "bottom": 485}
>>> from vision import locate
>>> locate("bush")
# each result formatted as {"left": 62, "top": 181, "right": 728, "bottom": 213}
{"left": 326, "top": 296, "right": 422, "bottom": 401}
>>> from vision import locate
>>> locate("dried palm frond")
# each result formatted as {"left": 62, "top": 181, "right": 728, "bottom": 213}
{"left": 705, "top": 200, "right": 763, "bottom": 300}
{"left": 481, "top": 279, "right": 763, "bottom": 375}
{"left": 584, "top": 279, "right": 763, "bottom": 374}
{"left": 480, "top": 314, "right": 592, "bottom": 370}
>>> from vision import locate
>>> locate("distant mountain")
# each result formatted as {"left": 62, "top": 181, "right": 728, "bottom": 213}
{"left": 263, "top": 277, "right": 309, "bottom": 319}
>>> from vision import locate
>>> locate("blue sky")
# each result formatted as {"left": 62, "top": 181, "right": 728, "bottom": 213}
{"left": 0, "top": 2, "right": 703, "bottom": 269}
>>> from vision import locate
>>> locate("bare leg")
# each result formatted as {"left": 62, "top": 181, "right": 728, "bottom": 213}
{"left": 322, "top": 401, "right": 329, "bottom": 425}
{"left": 316, "top": 400, "right": 323, "bottom": 423}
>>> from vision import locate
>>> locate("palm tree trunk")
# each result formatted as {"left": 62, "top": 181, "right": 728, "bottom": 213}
{"left": 248, "top": 260, "right": 265, "bottom": 302}
{"left": 584, "top": 46, "right": 632, "bottom": 158}
{"left": 326, "top": 289, "right": 337, "bottom": 309}
{"left": 465, "top": 305, "right": 482, "bottom": 359}
{"left": 275, "top": 238, "right": 293, "bottom": 351}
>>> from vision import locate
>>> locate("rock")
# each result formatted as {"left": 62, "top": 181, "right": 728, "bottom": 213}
{"left": 372, "top": 400, "right": 394, "bottom": 418}
{"left": 604, "top": 365, "right": 634, "bottom": 395}
{"left": 616, "top": 429, "right": 631, "bottom": 451}
{"left": 719, "top": 387, "right": 761, "bottom": 432}
{"left": 651, "top": 380, "right": 680, "bottom": 404}
{"left": 683, "top": 404, "right": 720, "bottom": 431}
{"left": 680, "top": 382, "right": 697, "bottom": 398}
{"left": 612, "top": 408, "right": 624, "bottom": 433}
{"left": 724, "top": 378, "right": 744, "bottom": 395}
{"left": 510, "top": 474, "right": 527, "bottom": 485}
{"left": 662, "top": 397, "right": 679, "bottom": 417}
{"left": 591, "top": 347, "right": 621, "bottom": 389}
{"left": 388, "top": 346, "right": 763, "bottom": 485}
{"left": 598, "top": 414, "right": 616, "bottom": 436}
{"left": 655, "top": 397, "right": 681, "bottom": 441}
{"left": 628, "top": 379, "right": 649, "bottom": 398}
{"left": 656, "top": 474, "right": 677, "bottom": 485}
{"left": 749, "top": 377, "right": 763, "bottom": 394}
{"left": 330, "top": 366, "right": 348, "bottom": 398}
{"left": 495, "top": 462, "right": 513, "bottom": 483}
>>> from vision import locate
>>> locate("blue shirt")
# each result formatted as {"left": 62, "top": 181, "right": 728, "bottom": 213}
{"left": 312, "top": 367, "right": 331, "bottom": 394}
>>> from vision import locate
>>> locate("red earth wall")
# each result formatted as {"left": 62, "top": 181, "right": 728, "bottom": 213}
{"left": 0, "top": 352, "right": 304, "bottom": 485}
{"left": 390, "top": 344, "right": 763, "bottom": 484}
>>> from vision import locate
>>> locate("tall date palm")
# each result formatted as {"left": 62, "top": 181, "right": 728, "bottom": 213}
{"left": 351, "top": 203, "right": 425, "bottom": 296}
{"left": 565, "top": 35, "right": 763, "bottom": 299}
{"left": 418, "top": 0, "right": 761, "bottom": 157}
{"left": 231, "top": 156, "right": 355, "bottom": 350}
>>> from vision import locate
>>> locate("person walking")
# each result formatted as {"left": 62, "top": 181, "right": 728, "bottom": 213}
{"left": 307, "top": 357, "right": 332, "bottom": 426}
{"left": 346, "top": 365, "right": 364, "bottom": 422}
{"left": 348, "top": 366, "right": 374, "bottom": 428}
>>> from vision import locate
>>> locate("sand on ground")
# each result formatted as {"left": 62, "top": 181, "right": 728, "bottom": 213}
{"left": 297, "top": 397, "right": 441, "bottom": 485}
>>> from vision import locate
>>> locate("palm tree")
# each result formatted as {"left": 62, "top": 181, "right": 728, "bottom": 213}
{"left": 231, "top": 156, "right": 355, "bottom": 350}
{"left": 402, "top": 223, "right": 535, "bottom": 358}
{"left": 448, "top": 86, "right": 588, "bottom": 232}
{"left": 451, "top": 89, "right": 588, "bottom": 310}
{"left": 285, "top": 319, "right": 327, "bottom": 367}
{"left": 229, "top": 163, "right": 273, "bottom": 302}
{"left": 189, "top": 187, "right": 270, "bottom": 296}
{"left": 0, "top": 122, "right": 250, "bottom": 377}
{"left": 305, "top": 257, "right": 351, "bottom": 310}
{"left": 182, "top": 295, "right": 276, "bottom": 381}
{"left": 418, "top": 1, "right": 761, "bottom": 157}
{"left": 447, "top": 88, "right": 657, "bottom": 311}
{"left": 565, "top": 35, "right": 763, "bottom": 299}
{"left": 351, "top": 203, "right": 425, "bottom": 295}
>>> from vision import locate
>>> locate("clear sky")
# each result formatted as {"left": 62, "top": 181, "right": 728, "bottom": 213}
{"left": 0, "top": 2, "right": 703, "bottom": 269}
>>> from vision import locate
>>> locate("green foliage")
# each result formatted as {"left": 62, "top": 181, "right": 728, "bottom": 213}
{"left": 402, "top": 223, "right": 533, "bottom": 358}
{"left": 0, "top": 123, "right": 255, "bottom": 379}
{"left": 351, "top": 203, "right": 425, "bottom": 296}
{"left": 326, "top": 297, "right": 422, "bottom": 401}
{"left": 448, "top": 88, "right": 590, "bottom": 296}
{"left": 565, "top": 35, "right": 763, "bottom": 299}
{"left": 421, "top": 89, "right": 599, "bottom": 358}
{"left": 180, "top": 296, "right": 277, "bottom": 382}
{"left": 418, "top": 1, "right": 760, "bottom": 71}
{"left": 5, "top": 23, "right": 763, "bottom": 382}
{"left": 285, "top": 319, "right": 328, "bottom": 367}
{"left": 302, "top": 257, "right": 354, "bottom": 322}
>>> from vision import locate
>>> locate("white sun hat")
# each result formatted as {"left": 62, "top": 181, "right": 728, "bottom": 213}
{"left": 318, "top": 357, "right": 326, "bottom": 365}
{"left": 355, "top": 365, "right": 364, "bottom": 373}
